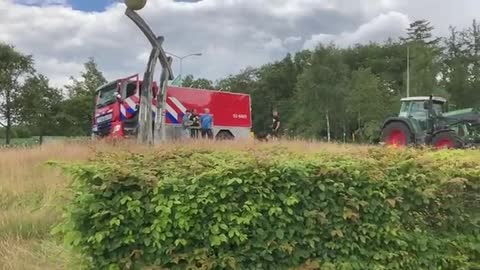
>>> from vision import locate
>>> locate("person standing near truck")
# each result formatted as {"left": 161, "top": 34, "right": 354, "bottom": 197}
{"left": 190, "top": 109, "right": 200, "bottom": 138}
{"left": 200, "top": 108, "right": 214, "bottom": 139}
{"left": 181, "top": 109, "right": 193, "bottom": 139}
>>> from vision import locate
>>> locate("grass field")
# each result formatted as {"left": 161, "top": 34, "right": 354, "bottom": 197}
{"left": 0, "top": 137, "right": 90, "bottom": 147}
{"left": 0, "top": 142, "right": 91, "bottom": 269}
{"left": 0, "top": 140, "right": 372, "bottom": 269}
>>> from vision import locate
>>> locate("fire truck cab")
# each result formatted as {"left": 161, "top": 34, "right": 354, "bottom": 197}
{"left": 92, "top": 74, "right": 252, "bottom": 140}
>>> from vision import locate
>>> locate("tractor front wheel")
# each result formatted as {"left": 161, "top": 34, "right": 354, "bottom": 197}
{"left": 431, "top": 131, "right": 464, "bottom": 149}
{"left": 381, "top": 122, "right": 412, "bottom": 147}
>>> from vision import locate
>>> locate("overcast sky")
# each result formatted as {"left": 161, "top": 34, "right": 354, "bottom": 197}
{"left": 2, "top": 0, "right": 480, "bottom": 88}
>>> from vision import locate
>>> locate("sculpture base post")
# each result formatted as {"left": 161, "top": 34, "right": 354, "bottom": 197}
{"left": 125, "top": 9, "right": 175, "bottom": 144}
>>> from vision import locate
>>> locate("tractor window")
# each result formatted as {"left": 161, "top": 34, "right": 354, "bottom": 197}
{"left": 399, "top": 102, "right": 409, "bottom": 117}
{"left": 432, "top": 103, "right": 443, "bottom": 115}
{"left": 410, "top": 102, "right": 427, "bottom": 120}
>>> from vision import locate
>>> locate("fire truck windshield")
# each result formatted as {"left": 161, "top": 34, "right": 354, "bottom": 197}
{"left": 96, "top": 83, "right": 118, "bottom": 108}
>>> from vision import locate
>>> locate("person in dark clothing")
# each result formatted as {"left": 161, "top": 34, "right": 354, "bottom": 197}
{"left": 190, "top": 109, "right": 200, "bottom": 138}
{"left": 271, "top": 111, "right": 281, "bottom": 139}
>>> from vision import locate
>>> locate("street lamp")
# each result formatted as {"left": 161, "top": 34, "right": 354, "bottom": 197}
{"left": 165, "top": 52, "right": 202, "bottom": 78}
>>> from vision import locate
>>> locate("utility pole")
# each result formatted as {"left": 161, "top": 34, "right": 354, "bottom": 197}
{"left": 407, "top": 46, "right": 410, "bottom": 97}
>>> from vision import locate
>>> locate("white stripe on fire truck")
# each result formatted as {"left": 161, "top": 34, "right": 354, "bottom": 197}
{"left": 125, "top": 98, "right": 137, "bottom": 111}
{"left": 165, "top": 103, "right": 177, "bottom": 120}
{"left": 168, "top": 97, "right": 186, "bottom": 113}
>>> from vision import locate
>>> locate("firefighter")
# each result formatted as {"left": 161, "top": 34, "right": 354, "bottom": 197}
{"left": 190, "top": 109, "right": 200, "bottom": 138}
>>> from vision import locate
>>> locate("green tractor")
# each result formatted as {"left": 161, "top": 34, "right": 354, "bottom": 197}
{"left": 380, "top": 96, "right": 480, "bottom": 149}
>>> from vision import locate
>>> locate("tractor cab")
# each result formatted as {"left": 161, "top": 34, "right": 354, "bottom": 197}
{"left": 399, "top": 96, "right": 446, "bottom": 119}
{"left": 399, "top": 96, "right": 447, "bottom": 131}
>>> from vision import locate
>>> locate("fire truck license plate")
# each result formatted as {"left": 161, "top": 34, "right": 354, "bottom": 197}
{"left": 233, "top": 114, "right": 248, "bottom": 119}
{"left": 97, "top": 113, "right": 112, "bottom": 123}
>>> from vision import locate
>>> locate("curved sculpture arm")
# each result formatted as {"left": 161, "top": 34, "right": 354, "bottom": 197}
{"left": 125, "top": 9, "right": 174, "bottom": 80}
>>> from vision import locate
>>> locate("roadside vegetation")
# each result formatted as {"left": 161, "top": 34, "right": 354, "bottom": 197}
{"left": 0, "top": 141, "right": 365, "bottom": 269}
{"left": 1, "top": 141, "right": 478, "bottom": 269}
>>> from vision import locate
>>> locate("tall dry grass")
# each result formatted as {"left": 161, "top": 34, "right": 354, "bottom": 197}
{"left": 0, "top": 142, "right": 96, "bottom": 270}
{"left": 0, "top": 139, "right": 371, "bottom": 269}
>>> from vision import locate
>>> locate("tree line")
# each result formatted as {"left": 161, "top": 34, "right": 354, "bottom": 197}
{"left": 1, "top": 19, "right": 480, "bottom": 144}
{"left": 0, "top": 45, "right": 107, "bottom": 144}
{"left": 197, "top": 19, "right": 480, "bottom": 141}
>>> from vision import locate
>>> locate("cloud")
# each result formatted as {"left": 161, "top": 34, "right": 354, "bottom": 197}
{"left": 15, "top": 0, "right": 66, "bottom": 5}
{"left": 3, "top": 0, "right": 480, "bottom": 89}
{"left": 391, "top": 0, "right": 480, "bottom": 37}
{"left": 284, "top": 36, "right": 302, "bottom": 46}
{"left": 303, "top": 11, "right": 410, "bottom": 49}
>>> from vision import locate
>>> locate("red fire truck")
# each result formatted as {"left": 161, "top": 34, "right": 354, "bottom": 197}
{"left": 92, "top": 74, "right": 252, "bottom": 140}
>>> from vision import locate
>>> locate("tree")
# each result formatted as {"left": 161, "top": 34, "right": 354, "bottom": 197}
{"left": 181, "top": 75, "right": 215, "bottom": 89}
{"left": 217, "top": 54, "right": 304, "bottom": 134}
{"left": 251, "top": 54, "right": 298, "bottom": 133}
{"left": 16, "top": 74, "right": 63, "bottom": 144}
{"left": 63, "top": 58, "right": 107, "bottom": 136}
{"left": 401, "top": 20, "right": 443, "bottom": 97}
{"left": 293, "top": 50, "right": 313, "bottom": 75}
{"left": 439, "top": 21, "right": 480, "bottom": 108}
{"left": 460, "top": 19, "right": 480, "bottom": 106}
{"left": 181, "top": 75, "right": 194, "bottom": 88}
{"left": 346, "top": 68, "right": 397, "bottom": 141}
{"left": 66, "top": 58, "right": 107, "bottom": 98}
{"left": 441, "top": 26, "right": 470, "bottom": 107}
{"left": 216, "top": 67, "right": 258, "bottom": 93}
{"left": 292, "top": 45, "right": 350, "bottom": 140}
{"left": 407, "top": 42, "right": 443, "bottom": 96}
{"left": 0, "top": 43, "right": 34, "bottom": 144}
{"left": 404, "top": 19, "right": 441, "bottom": 46}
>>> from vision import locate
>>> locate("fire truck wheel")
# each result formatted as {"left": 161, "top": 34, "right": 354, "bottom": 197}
{"left": 216, "top": 130, "right": 234, "bottom": 140}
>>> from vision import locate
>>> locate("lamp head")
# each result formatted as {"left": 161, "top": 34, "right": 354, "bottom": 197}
{"left": 124, "top": 0, "right": 147, "bottom": 11}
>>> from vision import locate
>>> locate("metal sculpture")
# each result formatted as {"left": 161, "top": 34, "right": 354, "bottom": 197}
{"left": 124, "top": 0, "right": 174, "bottom": 144}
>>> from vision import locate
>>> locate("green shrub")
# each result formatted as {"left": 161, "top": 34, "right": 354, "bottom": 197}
{"left": 53, "top": 147, "right": 480, "bottom": 270}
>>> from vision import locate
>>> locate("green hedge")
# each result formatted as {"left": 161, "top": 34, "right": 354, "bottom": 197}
{"left": 54, "top": 147, "right": 480, "bottom": 270}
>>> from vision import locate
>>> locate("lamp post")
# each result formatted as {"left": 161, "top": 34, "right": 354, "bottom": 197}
{"left": 165, "top": 52, "right": 202, "bottom": 78}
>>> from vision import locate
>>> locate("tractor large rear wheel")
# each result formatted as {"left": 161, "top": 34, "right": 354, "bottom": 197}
{"left": 381, "top": 122, "right": 412, "bottom": 147}
{"left": 431, "top": 131, "right": 464, "bottom": 149}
